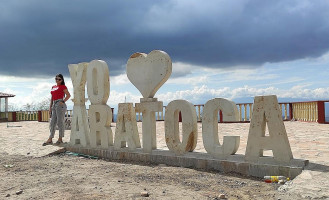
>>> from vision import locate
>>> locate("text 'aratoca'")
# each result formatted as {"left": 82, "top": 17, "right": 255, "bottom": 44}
{"left": 68, "top": 50, "right": 294, "bottom": 164}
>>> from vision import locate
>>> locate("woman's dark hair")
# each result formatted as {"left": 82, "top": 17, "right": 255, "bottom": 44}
{"left": 56, "top": 74, "right": 65, "bottom": 85}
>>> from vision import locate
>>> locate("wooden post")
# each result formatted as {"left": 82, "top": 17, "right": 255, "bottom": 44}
{"left": 5, "top": 97, "right": 8, "bottom": 118}
{"left": 289, "top": 103, "right": 293, "bottom": 120}
{"left": 179, "top": 111, "right": 182, "bottom": 122}
{"left": 38, "top": 111, "right": 42, "bottom": 122}
{"left": 317, "top": 101, "right": 325, "bottom": 124}
{"left": 12, "top": 112, "right": 17, "bottom": 122}
{"left": 219, "top": 110, "right": 223, "bottom": 123}
{"left": 111, "top": 108, "right": 114, "bottom": 122}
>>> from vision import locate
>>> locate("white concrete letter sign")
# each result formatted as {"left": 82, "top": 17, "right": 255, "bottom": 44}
{"left": 135, "top": 101, "right": 163, "bottom": 152}
{"left": 69, "top": 62, "right": 90, "bottom": 146}
{"left": 245, "top": 95, "right": 293, "bottom": 163}
{"left": 87, "top": 60, "right": 110, "bottom": 105}
{"left": 70, "top": 105, "right": 90, "bottom": 146}
{"left": 68, "top": 62, "right": 88, "bottom": 105}
{"left": 202, "top": 98, "right": 240, "bottom": 159}
{"left": 165, "top": 100, "right": 198, "bottom": 155}
{"left": 126, "top": 50, "right": 172, "bottom": 99}
{"left": 114, "top": 103, "right": 141, "bottom": 150}
{"left": 88, "top": 105, "right": 113, "bottom": 148}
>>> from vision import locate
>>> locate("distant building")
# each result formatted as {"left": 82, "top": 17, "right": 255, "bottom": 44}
{"left": 0, "top": 92, "right": 15, "bottom": 122}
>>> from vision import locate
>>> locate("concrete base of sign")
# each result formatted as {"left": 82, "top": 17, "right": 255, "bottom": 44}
{"left": 65, "top": 145, "right": 308, "bottom": 179}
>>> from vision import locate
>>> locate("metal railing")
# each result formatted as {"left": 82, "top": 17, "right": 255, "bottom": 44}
{"left": 5, "top": 100, "right": 328, "bottom": 124}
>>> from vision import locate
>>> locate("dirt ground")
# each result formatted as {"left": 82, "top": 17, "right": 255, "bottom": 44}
{"left": 1, "top": 121, "right": 328, "bottom": 199}
{"left": 0, "top": 152, "right": 283, "bottom": 200}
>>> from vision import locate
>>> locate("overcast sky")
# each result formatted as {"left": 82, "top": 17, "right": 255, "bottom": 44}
{"left": 0, "top": 0, "right": 329, "bottom": 110}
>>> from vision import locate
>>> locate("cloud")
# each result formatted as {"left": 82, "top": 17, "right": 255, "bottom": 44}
{"left": 171, "top": 62, "right": 195, "bottom": 78}
{"left": 1, "top": 0, "right": 329, "bottom": 78}
{"left": 157, "top": 85, "right": 329, "bottom": 105}
{"left": 111, "top": 74, "right": 130, "bottom": 86}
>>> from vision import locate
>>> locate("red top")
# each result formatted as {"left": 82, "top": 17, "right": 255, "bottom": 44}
{"left": 51, "top": 85, "right": 67, "bottom": 101}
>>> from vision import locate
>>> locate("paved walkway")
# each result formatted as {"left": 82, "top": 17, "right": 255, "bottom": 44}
{"left": 1, "top": 121, "right": 328, "bottom": 199}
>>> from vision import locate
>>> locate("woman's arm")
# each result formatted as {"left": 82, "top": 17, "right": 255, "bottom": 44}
{"left": 49, "top": 96, "right": 53, "bottom": 116}
{"left": 63, "top": 89, "right": 71, "bottom": 103}
{"left": 49, "top": 96, "right": 53, "bottom": 109}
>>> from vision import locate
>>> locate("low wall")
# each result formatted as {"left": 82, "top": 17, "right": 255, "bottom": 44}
{"left": 65, "top": 145, "right": 308, "bottom": 179}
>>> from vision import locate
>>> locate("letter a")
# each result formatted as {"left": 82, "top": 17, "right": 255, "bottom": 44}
{"left": 245, "top": 95, "right": 293, "bottom": 163}
{"left": 88, "top": 105, "right": 113, "bottom": 148}
{"left": 114, "top": 103, "right": 141, "bottom": 150}
{"left": 70, "top": 105, "right": 90, "bottom": 146}
{"left": 68, "top": 62, "right": 90, "bottom": 146}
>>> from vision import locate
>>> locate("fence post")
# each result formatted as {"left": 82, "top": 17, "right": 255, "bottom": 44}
{"left": 289, "top": 103, "right": 293, "bottom": 120}
{"left": 179, "top": 111, "right": 182, "bottom": 122}
{"left": 219, "top": 110, "right": 223, "bottom": 123}
{"left": 317, "top": 101, "right": 325, "bottom": 123}
{"left": 12, "top": 112, "right": 17, "bottom": 122}
{"left": 111, "top": 108, "right": 114, "bottom": 122}
{"left": 38, "top": 111, "right": 42, "bottom": 122}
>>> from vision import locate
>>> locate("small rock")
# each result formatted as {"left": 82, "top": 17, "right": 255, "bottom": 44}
{"left": 27, "top": 152, "right": 30, "bottom": 155}
{"left": 16, "top": 190, "right": 23, "bottom": 195}
{"left": 141, "top": 191, "right": 149, "bottom": 197}
{"left": 5, "top": 194, "right": 10, "bottom": 197}
{"left": 219, "top": 194, "right": 226, "bottom": 199}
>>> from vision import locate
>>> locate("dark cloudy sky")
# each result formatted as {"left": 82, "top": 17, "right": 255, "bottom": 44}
{"left": 1, "top": 0, "right": 329, "bottom": 78}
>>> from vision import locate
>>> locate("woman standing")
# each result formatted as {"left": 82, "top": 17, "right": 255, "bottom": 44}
{"left": 43, "top": 74, "right": 71, "bottom": 146}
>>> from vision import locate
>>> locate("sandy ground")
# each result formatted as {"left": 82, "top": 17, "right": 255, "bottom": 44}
{"left": 0, "top": 121, "right": 328, "bottom": 199}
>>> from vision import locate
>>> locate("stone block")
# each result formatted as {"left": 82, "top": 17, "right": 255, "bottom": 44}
{"left": 278, "top": 166, "right": 291, "bottom": 176}
{"left": 221, "top": 160, "right": 237, "bottom": 173}
{"left": 235, "top": 162, "right": 250, "bottom": 176}
{"left": 289, "top": 167, "right": 303, "bottom": 179}
{"left": 249, "top": 164, "right": 269, "bottom": 178}
{"left": 196, "top": 159, "right": 207, "bottom": 169}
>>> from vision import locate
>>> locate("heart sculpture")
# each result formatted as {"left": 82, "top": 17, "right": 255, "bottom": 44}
{"left": 126, "top": 50, "right": 172, "bottom": 99}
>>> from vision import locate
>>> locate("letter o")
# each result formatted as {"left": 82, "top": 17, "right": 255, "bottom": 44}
{"left": 87, "top": 60, "right": 110, "bottom": 105}
{"left": 165, "top": 100, "right": 197, "bottom": 155}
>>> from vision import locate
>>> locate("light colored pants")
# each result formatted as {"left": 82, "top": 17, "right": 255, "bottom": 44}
{"left": 49, "top": 100, "right": 67, "bottom": 138}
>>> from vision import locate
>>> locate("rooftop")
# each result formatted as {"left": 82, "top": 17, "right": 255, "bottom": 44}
{"left": 0, "top": 92, "right": 15, "bottom": 98}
